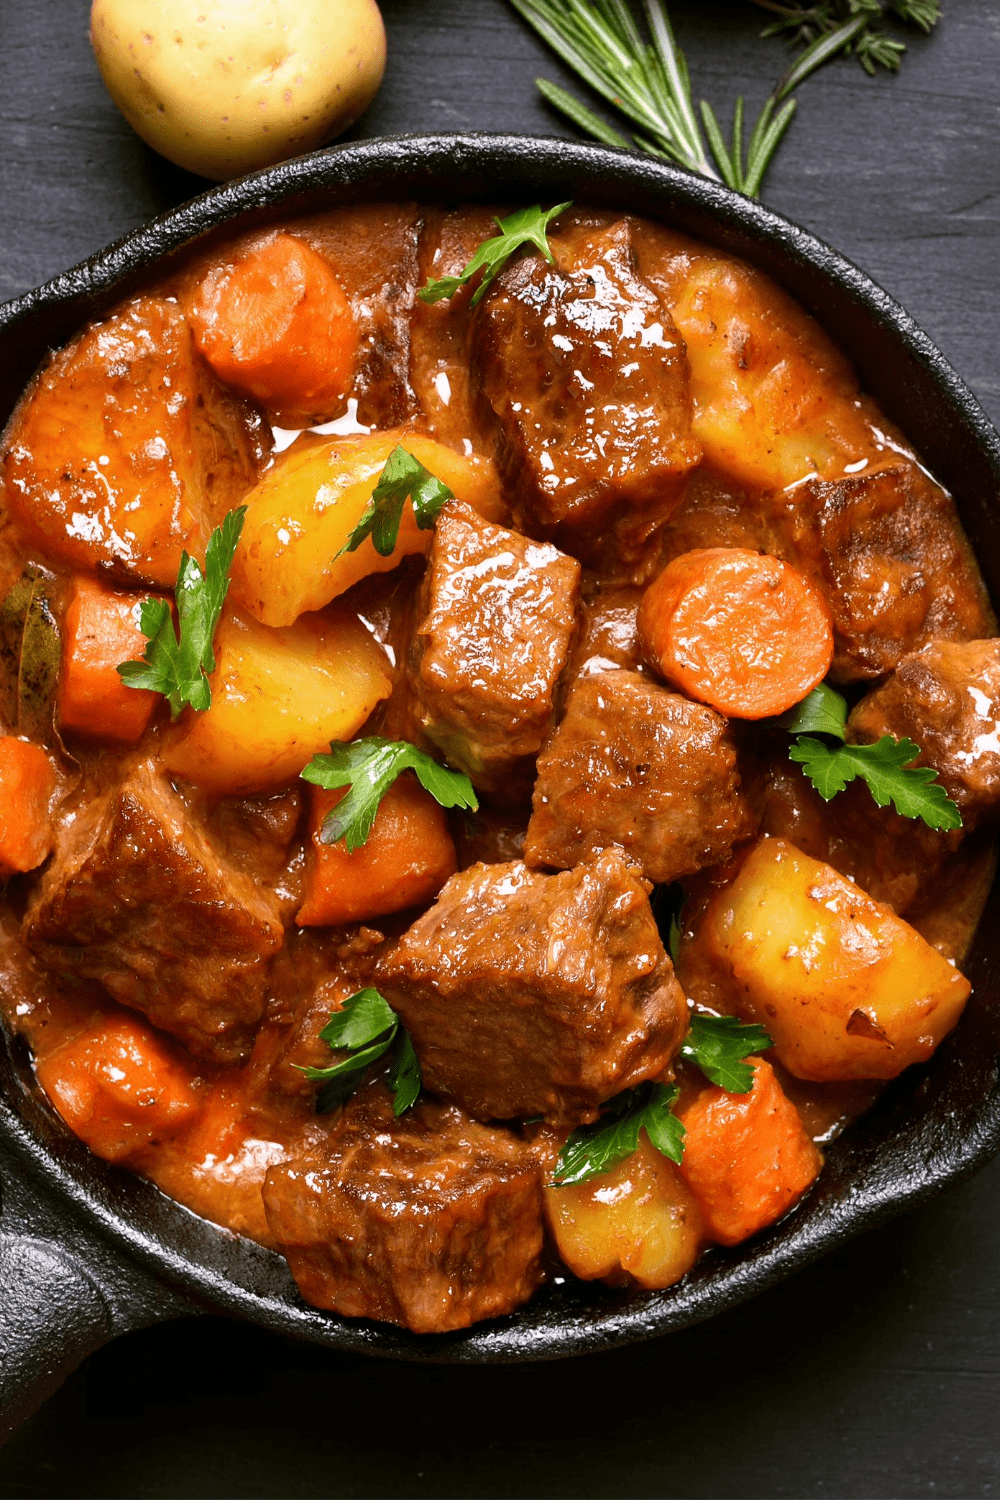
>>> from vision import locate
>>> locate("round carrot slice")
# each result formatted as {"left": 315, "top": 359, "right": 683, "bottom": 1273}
{"left": 638, "top": 547, "right": 834, "bottom": 719}
{"left": 190, "top": 232, "right": 358, "bottom": 424}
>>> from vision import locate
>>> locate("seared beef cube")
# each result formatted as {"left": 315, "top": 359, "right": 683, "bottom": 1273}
{"left": 763, "top": 464, "right": 993, "bottom": 682}
{"left": 408, "top": 499, "right": 580, "bottom": 797}
{"left": 262, "top": 1079, "right": 545, "bottom": 1333}
{"left": 23, "top": 762, "right": 283, "bottom": 1063}
{"left": 525, "top": 670, "right": 758, "bottom": 884}
{"left": 472, "top": 216, "right": 701, "bottom": 581}
{"left": 848, "top": 638, "right": 1000, "bottom": 824}
{"left": 377, "top": 847, "right": 686, "bottom": 1124}
{"left": 564, "top": 582, "right": 647, "bottom": 688}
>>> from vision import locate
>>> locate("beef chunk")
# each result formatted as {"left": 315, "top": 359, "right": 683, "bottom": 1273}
{"left": 377, "top": 848, "right": 686, "bottom": 1124}
{"left": 472, "top": 216, "right": 701, "bottom": 581}
{"left": 262, "top": 1079, "right": 545, "bottom": 1333}
{"left": 23, "top": 762, "right": 283, "bottom": 1063}
{"left": 524, "top": 670, "right": 758, "bottom": 884}
{"left": 563, "top": 582, "right": 647, "bottom": 688}
{"left": 848, "top": 638, "right": 1000, "bottom": 824}
{"left": 406, "top": 499, "right": 580, "bottom": 797}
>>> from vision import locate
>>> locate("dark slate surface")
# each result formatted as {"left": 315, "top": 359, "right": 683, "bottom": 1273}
{"left": 1, "top": 2, "right": 999, "bottom": 1496}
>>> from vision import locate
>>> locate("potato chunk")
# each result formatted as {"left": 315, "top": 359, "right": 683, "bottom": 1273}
{"left": 544, "top": 1134, "right": 703, "bottom": 1289}
{"left": 230, "top": 429, "right": 502, "bottom": 627}
{"left": 3, "top": 297, "right": 262, "bottom": 586}
{"left": 687, "top": 837, "right": 971, "bottom": 1081}
{"left": 669, "top": 260, "right": 886, "bottom": 492}
{"left": 162, "top": 606, "right": 391, "bottom": 793}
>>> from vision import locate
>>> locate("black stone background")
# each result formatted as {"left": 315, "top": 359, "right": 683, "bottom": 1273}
{"left": 1, "top": 2, "right": 999, "bottom": 1496}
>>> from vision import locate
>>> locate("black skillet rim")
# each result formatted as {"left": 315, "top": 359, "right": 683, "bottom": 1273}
{"left": 2, "top": 132, "right": 1000, "bottom": 1364}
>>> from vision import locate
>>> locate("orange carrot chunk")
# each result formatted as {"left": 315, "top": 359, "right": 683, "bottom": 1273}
{"left": 297, "top": 774, "right": 458, "bottom": 927}
{"left": 35, "top": 1013, "right": 202, "bottom": 1163}
{"left": 190, "top": 233, "right": 358, "bottom": 422}
{"left": 0, "top": 737, "right": 56, "bottom": 876}
{"left": 638, "top": 547, "right": 834, "bottom": 719}
{"left": 676, "top": 1056, "right": 822, "bottom": 1246}
{"left": 59, "top": 575, "right": 162, "bottom": 744}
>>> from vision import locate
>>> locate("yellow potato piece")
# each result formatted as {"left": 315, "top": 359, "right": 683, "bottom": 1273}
{"left": 162, "top": 606, "right": 391, "bottom": 794}
{"left": 544, "top": 1135, "right": 703, "bottom": 1290}
{"left": 231, "top": 429, "right": 503, "bottom": 627}
{"left": 700, "top": 837, "right": 971, "bottom": 1082}
{"left": 670, "top": 260, "right": 893, "bottom": 492}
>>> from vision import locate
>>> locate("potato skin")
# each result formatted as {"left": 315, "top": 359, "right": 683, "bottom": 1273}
{"left": 685, "top": 837, "right": 971, "bottom": 1081}
{"left": 90, "top": 0, "right": 387, "bottom": 182}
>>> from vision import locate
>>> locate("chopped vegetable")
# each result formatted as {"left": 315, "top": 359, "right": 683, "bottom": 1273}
{"left": 297, "top": 776, "right": 457, "bottom": 927}
{"left": 680, "top": 1013, "right": 774, "bottom": 1094}
{"left": 60, "top": 577, "right": 162, "bottom": 744}
{"left": 638, "top": 547, "right": 834, "bottom": 719}
{"left": 783, "top": 683, "right": 962, "bottom": 832}
{"left": 418, "top": 202, "right": 571, "bottom": 307}
{"left": 301, "top": 737, "right": 478, "bottom": 854}
{"left": 676, "top": 1056, "right": 822, "bottom": 1246}
{"left": 230, "top": 430, "right": 503, "bottom": 628}
{"left": 118, "top": 508, "right": 245, "bottom": 720}
{"left": 300, "top": 987, "right": 422, "bottom": 1116}
{"left": 161, "top": 606, "right": 391, "bottom": 795}
{"left": 338, "top": 444, "right": 454, "bottom": 558}
{"left": 0, "top": 737, "right": 56, "bottom": 876}
{"left": 190, "top": 234, "right": 358, "bottom": 420}
{"left": 553, "top": 1083, "right": 685, "bottom": 1187}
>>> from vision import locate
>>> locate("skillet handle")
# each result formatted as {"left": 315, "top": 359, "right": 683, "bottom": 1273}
{"left": 0, "top": 1153, "right": 197, "bottom": 1442}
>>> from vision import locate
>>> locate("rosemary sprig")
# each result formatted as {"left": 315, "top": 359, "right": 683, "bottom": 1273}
{"left": 508, "top": 0, "right": 795, "bottom": 196}
{"left": 753, "top": 1, "right": 941, "bottom": 77}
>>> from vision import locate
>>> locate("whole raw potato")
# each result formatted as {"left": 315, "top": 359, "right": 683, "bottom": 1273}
{"left": 90, "top": 0, "right": 387, "bottom": 181}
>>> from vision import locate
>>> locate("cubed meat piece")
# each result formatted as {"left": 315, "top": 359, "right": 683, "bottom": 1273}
{"left": 3, "top": 296, "right": 265, "bottom": 587}
{"left": 262, "top": 1079, "right": 545, "bottom": 1333}
{"left": 406, "top": 499, "right": 580, "bottom": 797}
{"left": 23, "top": 762, "right": 283, "bottom": 1063}
{"left": 763, "top": 464, "right": 992, "bottom": 682}
{"left": 377, "top": 847, "right": 686, "bottom": 1124}
{"left": 472, "top": 216, "right": 701, "bottom": 581}
{"left": 524, "top": 670, "right": 759, "bottom": 884}
{"left": 848, "top": 638, "right": 1000, "bottom": 825}
{"left": 563, "top": 582, "right": 647, "bottom": 687}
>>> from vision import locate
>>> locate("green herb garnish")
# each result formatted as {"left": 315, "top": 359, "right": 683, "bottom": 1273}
{"left": 117, "top": 507, "right": 245, "bottom": 720}
{"left": 781, "top": 683, "right": 962, "bottom": 832}
{"left": 680, "top": 1013, "right": 773, "bottom": 1095}
{"left": 338, "top": 445, "right": 455, "bottom": 559}
{"left": 299, "top": 987, "right": 421, "bottom": 1117}
{"left": 301, "top": 736, "right": 478, "bottom": 853}
{"left": 553, "top": 1083, "right": 685, "bottom": 1187}
{"left": 510, "top": 1, "right": 939, "bottom": 200}
{"left": 419, "top": 201, "right": 571, "bottom": 307}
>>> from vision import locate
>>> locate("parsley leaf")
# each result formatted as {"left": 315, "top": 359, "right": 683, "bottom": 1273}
{"left": 338, "top": 446, "right": 455, "bottom": 560}
{"left": 117, "top": 507, "right": 245, "bottom": 720}
{"left": 681, "top": 1013, "right": 773, "bottom": 1094}
{"left": 789, "top": 734, "right": 962, "bottom": 831}
{"left": 301, "top": 736, "right": 478, "bottom": 853}
{"left": 553, "top": 1083, "right": 685, "bottom": 1187}
{"left": 301, "top": 987, "right": 421, "bottom": 1117}
{"left": 418, "top": 202, "right": 572, "bottom": 308}
{"left": 780, "top": 682, "right": 962, "bottom": 832}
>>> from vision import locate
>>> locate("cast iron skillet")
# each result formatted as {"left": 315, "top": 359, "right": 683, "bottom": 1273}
{"left": 2, "top": 132, "right": 1000, "bottom": 1437}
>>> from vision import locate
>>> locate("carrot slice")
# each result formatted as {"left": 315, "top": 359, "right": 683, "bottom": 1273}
{"left": 190, "top": 233, "right": 358, "bottom": 422}
{"left": 297, "top": 774, "right": 457, "bottom": 927}
{"left": 638, "top": 547, "right": 834, "bottom": 719}
{"left": 59, "top": 576, "right": 162, "bottom": 744}
{"left": 676, "top": 1057, "right": 822, "bottom": 1246}
{"left": 0, "top": 737, "right": 56, "bottom": 875}
{"left": 35, "top": 1013, "right": 202, "bottom": 1163}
